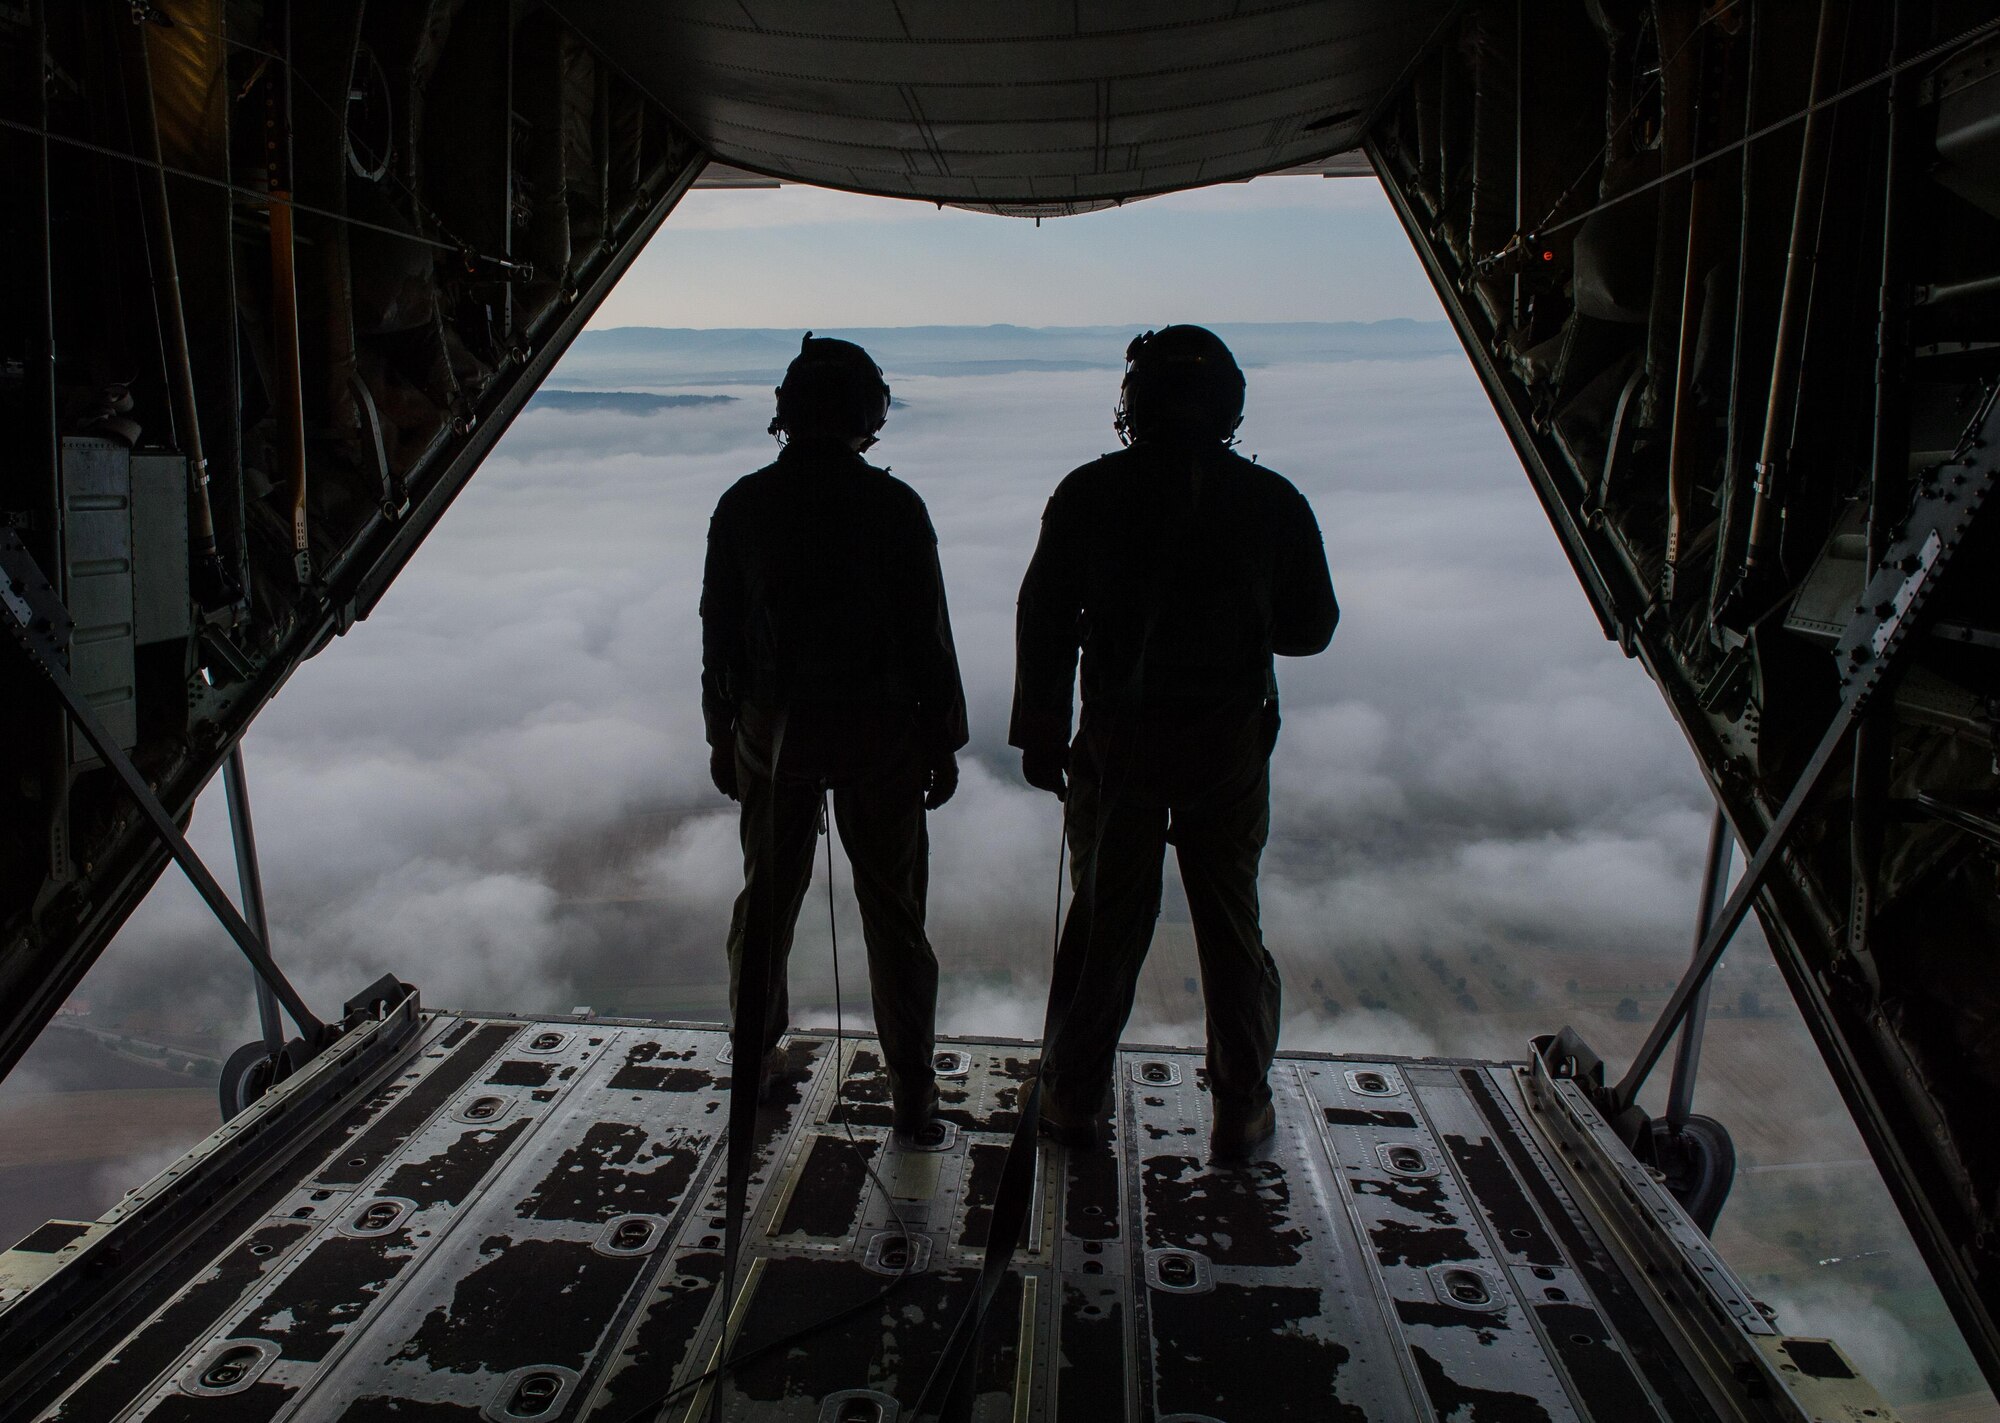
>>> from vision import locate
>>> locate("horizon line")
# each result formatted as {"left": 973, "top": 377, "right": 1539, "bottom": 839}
{"left": 579, "top": 316, "right": 1448, "bottom": 335}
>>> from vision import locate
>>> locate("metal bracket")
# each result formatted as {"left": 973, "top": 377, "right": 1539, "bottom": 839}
{"left": 0, "top": 530, "right": 326, "bottom": 1044}
{"left": 1521, "top": 1042, "right": 1901, "bottom": 1423}
{"left": 349, "top": 372, "right": 407, "bottom": 521}
{"left": 0, "top": 984, "right": 420, "bottom": 1407}
{"left": 1606, "top": 388, "right": 1997, "bottom": 1115}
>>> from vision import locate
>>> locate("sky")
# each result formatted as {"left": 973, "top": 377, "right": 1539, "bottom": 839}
{"left": 589, "top": 177, "right": 1438, "bottom": 329}
{"left": 8, "top": 174, "right": 1994, "bottom": 1410}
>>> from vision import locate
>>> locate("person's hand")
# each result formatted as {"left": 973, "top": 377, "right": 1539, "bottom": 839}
{"left": 924, "top": 752, "right": 959, "bottom": 810}
{"left": 709, "top": 744, "right": 739, "bottom": 801}
{"left": 1021, "top": 744, "right": 1068, "bottom": 801}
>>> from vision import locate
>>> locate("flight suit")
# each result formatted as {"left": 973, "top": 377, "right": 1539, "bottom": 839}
{"left": 702, "top": 438, "right": 968, "bottom": 1116}
{"left": 1011, "top": 439, "right": 1337, "bottom": 1123}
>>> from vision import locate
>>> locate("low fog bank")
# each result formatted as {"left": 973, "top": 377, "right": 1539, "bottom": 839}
{"left": 66, "top": 347, "right": 1727, "bottom": 1058}
{"left": 560, "top": 320, "right": 1459, "bottom": 388}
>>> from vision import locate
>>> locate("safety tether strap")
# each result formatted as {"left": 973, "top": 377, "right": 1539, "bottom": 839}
{"left": 912, "top": 805, "right": 1073, "bottom": 1420}
{"left": 716, "top": 710, "right": 788, "bottom": 1421}
{"left": 918, "top": 450, "right": 1209, "bottom": 1417}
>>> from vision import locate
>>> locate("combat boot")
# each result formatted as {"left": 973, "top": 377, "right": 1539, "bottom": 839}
{"left": 1208, "top": 1098, "right": 1276, "bottom": 1162}
{"left": 755, "top": 1046, "right": 790, "bottom": 1105}
{"left": 893, "top": 1082, "right": 940, "bottom": 1138}
{"left": 1037, "top": 1094, "right": 1104, "bottom": 1152}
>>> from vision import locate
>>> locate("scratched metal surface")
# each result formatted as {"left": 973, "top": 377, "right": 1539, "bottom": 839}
{"left": 29, "top": 1015, "right": 1721, "bottom": 1422}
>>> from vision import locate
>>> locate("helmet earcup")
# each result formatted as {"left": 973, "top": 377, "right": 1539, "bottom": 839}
{"left": 1116, "top": 325, "right": 1244, "bottom": 443}
{"left": 773, "top": 334, "right": 892, "bottom": 441}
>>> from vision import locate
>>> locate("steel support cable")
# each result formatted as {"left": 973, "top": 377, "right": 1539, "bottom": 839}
{"left": 1660, "top": 19, "right": 1723, "bottom": 602}
{"left": 1705, "top": 0, "right": 1762, "bottom": 624}
{"left": 710, "top": 723, "right": 787, "bottom": 1422}
{"left": 0, "top": 112, "right": 505, "bottom": 263}
{"left": 1529, "top": 0, "right": 1748, "bottom": 243}
{"left": 158, "top": 9, "right": 497, "bottom": 268}
{"left": 1532, "top": 13, "right": 2000, "bottom": 245}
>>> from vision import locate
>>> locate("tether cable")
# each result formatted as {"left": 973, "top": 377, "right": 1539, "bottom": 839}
{"left": 910, "top": 797, "right": 1072, "bottom": 1420}
{"left": 915, "top": 450, "right": 1203, "bottom": 1417}
{"left": 609, "top": 781, "right": 915, "bottom": 1422}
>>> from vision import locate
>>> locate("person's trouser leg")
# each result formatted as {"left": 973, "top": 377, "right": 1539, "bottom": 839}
{"left": 1040, "top": 739, "right": 1169, "bottom": 1121}
{"left": 725, "top": 750, "right": 821, "bottom": 1059}
{"left": 831, "top": 743, "right": 938, "bottom": 1116}
{"left": 1174, "top": 749, "right": 1279, "bottom": 1113}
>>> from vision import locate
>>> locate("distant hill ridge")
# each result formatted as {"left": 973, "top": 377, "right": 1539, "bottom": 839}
{"left": 556, "top": 320, "right": 1455, "bottom": 387}
{"left": 527, "top": 390, "right": 736, "bottom": 414}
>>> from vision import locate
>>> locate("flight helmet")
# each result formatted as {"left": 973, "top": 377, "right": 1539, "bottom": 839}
{"left": 769, "top": 333, "right": 892, "bottom": 447}
{"left": 1113, "top": 325, "right": 1245, "bottom": 445}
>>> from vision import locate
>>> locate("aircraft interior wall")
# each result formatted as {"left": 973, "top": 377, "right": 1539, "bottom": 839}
{"left": 0, "top": 0, "right": 703, "bottom": 1093}
{"left": 1365, "top": 0, "right": 2000, "bottom": 1383}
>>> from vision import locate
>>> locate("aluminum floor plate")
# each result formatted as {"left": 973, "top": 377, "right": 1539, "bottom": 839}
{"left": 16, "top": 1013, "right": 1728, "bottom": 1422}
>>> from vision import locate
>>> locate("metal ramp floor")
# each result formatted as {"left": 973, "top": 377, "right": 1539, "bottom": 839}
{"left": 0, "top": 1006, "right": 1894, "bottom": 1422}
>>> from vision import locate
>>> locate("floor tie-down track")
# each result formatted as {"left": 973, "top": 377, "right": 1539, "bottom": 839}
{"left": 0, "top": 1013, "right": 1897, "bottom": 1422}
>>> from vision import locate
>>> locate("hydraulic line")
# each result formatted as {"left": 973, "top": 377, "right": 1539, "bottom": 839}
{"left": 1706, "top": 0, "right": 1762, "bottom": 626}
{"left": 32, "top": 0, "right": 57, "bottom": 594}
{"left": 0, "top": 113, "right": 503, "bottom": 260}
{"left": 128, "top": 20, "right": 228, "bottom": 606}
{"left": 263, "top": 3, "right": 311, "bottom": 585}
{"left": 1732, "top": 0, "right": 1845, "bottom": 603}
{"left": 1663, "top": 111, "right": 1716, "bottom": 603}
{"left": 32, "top": 0, "right": 68, "bottom": 886}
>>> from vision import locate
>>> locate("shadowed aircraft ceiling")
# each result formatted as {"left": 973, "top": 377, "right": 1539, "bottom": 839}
{"left": 558, "top": 1, "right": 1454, "bottom": 213}
{"left": 7, "top": 0, "right": 2000, "bottom": 1400}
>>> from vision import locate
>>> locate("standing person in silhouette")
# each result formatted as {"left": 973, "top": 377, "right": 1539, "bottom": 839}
{"left": 1012, "top": 326, "right": 1337, "bottom": 1160}
{"left": 702, "top": 335, "right": 967, "bottom": 1136}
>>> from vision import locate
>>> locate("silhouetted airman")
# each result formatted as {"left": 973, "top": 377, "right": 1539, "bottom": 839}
{"left": 1012, "top": 325, "right": 1337, "bottom": 1161}
{"left": 702, "top": 335, "right": 967, "bottom": 1135}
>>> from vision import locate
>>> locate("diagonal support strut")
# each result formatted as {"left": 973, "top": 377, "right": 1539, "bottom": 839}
{"left": 1664, "top": 805, "right": 1735, "bottom": 1128}
{"left": 1, "top": 531, "right": 327, "bottom": 1045}
{"left": 1608, "top": 386, "right": 1997, "bottom": 1115}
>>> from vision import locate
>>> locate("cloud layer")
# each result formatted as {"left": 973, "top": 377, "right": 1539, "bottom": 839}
{"left": 76, "top": 343, "right": 1725, "bottom": 1057}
